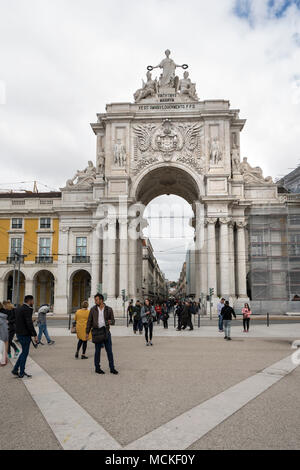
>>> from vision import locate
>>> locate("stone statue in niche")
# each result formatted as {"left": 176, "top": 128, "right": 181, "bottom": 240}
{"left": 97, "top": 150, "right": 105, "bottom": 174}
{"left": 240, "top": 157, "right": 273, "bottom": 184}
{"left": 209, "top": 137, "right": 222, "bottom": 165}
{"left": 231, "top": 145, "right": 241, "bottom": 172}
{"left": 178, "top": 71, "right": 199, "bottom": 101}
{"left": 114, "top": 139, "right": 127, "bottom": 167}
{"left": 65, "top": 161, "right": 96, "bottom": 188}
{"left": 134, "top": 71, "right": 158, "bottom": 102}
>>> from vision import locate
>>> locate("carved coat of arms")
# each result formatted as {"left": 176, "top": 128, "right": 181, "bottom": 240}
{"left": 133, "top": 120, "right": 204, "bottom": 172}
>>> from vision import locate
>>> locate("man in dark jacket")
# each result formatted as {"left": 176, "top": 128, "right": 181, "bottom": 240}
{"left": 86, "top": 293, "right": 118, "bottom": 375}
{"left": 12, "top": 295, "right": 38, "bottom": 378}
{"left": 176, "top": 302, "right": 183, "bottom": 331}
{"left": 181, "top": 301, "right": 194, "bottom": 331}
{"left": 221, "top": 301, "right": 236, "bottom": 341}
{"left": 133, "top": 300, "right": 143, "bottom": 335}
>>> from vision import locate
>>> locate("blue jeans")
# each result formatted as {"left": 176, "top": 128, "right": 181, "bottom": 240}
{"left": 94, "top": 332, "right": 115, "bottom": 372}
{"left": 12, "top": 335, "right": 31, "bottom": 376}
{"left": 38, "top": 324, "right": 51, "bottom": 343}
{"left": 224, "top": 320, "right": 232, "bottom": 338}
{"left": 218, "top": 315, "right": 224, "bottom": 331}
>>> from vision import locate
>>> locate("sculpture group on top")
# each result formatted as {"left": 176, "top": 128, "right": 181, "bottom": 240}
{"left": 134, "top": 50, "right": 199, "bottom": 103}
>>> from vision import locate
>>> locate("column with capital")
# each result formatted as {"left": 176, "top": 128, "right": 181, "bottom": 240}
{"left": 228, "top": 219, "right": 236, "bottom": 298}
{"left": 128, "top": 220, "right": 137, "bottom": 302}
{"left": 119, "top": 218, "right": 129, "bottom": 303}
{"left": 54, "top": 226, "right": 69, "bottom": 314}
{"left": 206, "top": 218, "right": 217, "bottom": 295}
{"left": 219, "top": 218, "right": 230, "bottom": 298}
{"left": 237, "top": 220, "right": 248, "bottom": 297}
{"left": 103, "top": 218, "right": 117, "bottom": 302}
{"left": 89, "top": 225, "right": 101, "bottom": 302}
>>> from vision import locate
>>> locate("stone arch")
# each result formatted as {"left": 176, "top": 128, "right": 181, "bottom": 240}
{"left": 131, "top": 162, "right": 204, "bottom": 205}
{"left": 3, "top": 270, "right": 26, "bottom": 304}
{"left": 33, "top": 270, "right": 55, "bottom": 310}
{"left": 69, "top": 269, "right": 91, "bottom": 313}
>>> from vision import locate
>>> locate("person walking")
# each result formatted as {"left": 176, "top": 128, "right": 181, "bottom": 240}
{"left": 86, "top": 294, "right": 118, "bottom": 375}
{"left": 162, "top": 303, "right": 169, "bottom": 329}
{"left": 221, "top": 301, "right": 236, "bottom": 341}
{"left": 37, "top": 304, "right": 55, "bottom": 346}
{"left": 133, "top": 300, "right": 143, "bottom": 335}
{"left": 175, "top": 301, "right": 183, "bottom": 331}
{"left": 0, "top": 303, "right": 9, "bottom": 367}
{"left": 217, "top": 298, "right": 225, "bottom": 332}
{"left": 11, "top": 295, "right": 38, "bottom": 378}
{"left": 242, "top": 303, "right": 252, "bottom": 333}
{"left": 141, "top": 299, "right": 156, "bottom": 346}
{"left": 74, "top": 300, "right": 91, "bottom": 359}
{"left": 127, "top": 301, "right": 134, "bottom": 324}
{"left": 3, "top": 300, "right": 19, "bottom": 359}
{"left": 181, "top": 301, "right": 194, "bottom": 331}
{"left": 155, "top": 304, "right": 162, "bottom": 325}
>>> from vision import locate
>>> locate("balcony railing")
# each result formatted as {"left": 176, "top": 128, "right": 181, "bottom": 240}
{"left": 72, "top": 256, "right": 90, "bottom": 264}
{"left": 7, "top": 255, "right": 26, "bottom": 264}
{"left": 35, "top": 256, "right": 53, "bottom": 264}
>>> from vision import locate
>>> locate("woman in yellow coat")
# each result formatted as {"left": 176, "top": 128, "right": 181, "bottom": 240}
{"left": 74, "top": 301, "right": 91, "bottom": 359}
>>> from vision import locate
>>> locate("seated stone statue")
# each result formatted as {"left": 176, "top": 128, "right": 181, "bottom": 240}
{"left": 65, "top": 161, "right": 96, "bottom": 188}
{"left": 178, "top": 71, "right": 198, "bottom": 101}
{"left": 240, "top": 157, "right": 273, "bottom": 184}
{"left": 134, "top": 71, "right": 158, "bottom": 102}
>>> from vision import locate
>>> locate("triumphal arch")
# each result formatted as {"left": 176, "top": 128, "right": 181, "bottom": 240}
{"left": 59, "top": 50, "right": 280, "bottom": 313}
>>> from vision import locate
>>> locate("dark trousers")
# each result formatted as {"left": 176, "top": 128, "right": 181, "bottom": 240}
{"left": 163, "top": 320, "right": 168, "bottom": 329}
{"left": 182, "top": 316, "right": 193, "bottom": 330}
{"left": 12, "top": 335, "right": 31, "bottom": 376}
{"left": 77, "top": 339, "right": 87, "bottom": 354}
{"left": 144, "top": 322, "right": 153, "bottom": 342}
{"left": 177, "top": 315, "right": 182, "bottom": 330}
{"left": 243, "top": 318, "right": 250, "bottom": 331}
{"left": 94, "top": 332, "right": 115, "bottom": 372}
{"left": 133, "top": 318, "right": 143, "bottom": 332}
{"left": 8, "top": 329, "right": 18, "bottom": 355}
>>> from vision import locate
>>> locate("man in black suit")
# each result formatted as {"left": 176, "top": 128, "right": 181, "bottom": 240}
{"left": 12, "top": 295, "right": 38, "bottom": 378}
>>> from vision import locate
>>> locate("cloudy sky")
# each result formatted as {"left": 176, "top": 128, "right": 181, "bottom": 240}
{"left": 0, "top": 0, "right": 300, "bottom": 279}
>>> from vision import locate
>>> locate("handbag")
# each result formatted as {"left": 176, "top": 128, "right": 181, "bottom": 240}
{"left": 92, "top": 326, "right": 108, "bottom": 344}
{"left": 71, "top": 321, "right": 77, "bottom": 334}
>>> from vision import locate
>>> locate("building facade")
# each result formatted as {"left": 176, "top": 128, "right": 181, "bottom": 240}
{"left": 0, "top": 50, "right": 298, "bottom": 315}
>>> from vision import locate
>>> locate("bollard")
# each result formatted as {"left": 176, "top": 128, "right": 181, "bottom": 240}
{"left": 174, "top": 314, "right": 176, "bottom": 329}
{"left": 68, "top": 313, "right": 71, "bottom": 330}
{"left": 267, "top": 312, "right": 270, "bottom": 327}
{"left": 198, "top": 313, "right": 200, "bottom": 329}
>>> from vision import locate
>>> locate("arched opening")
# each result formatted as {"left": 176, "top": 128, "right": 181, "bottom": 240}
{"left": 5, "top": 271, "right": 25, "bottom": 304}
{"left": 70, "top": 270, "right": 91, "bottom": 313}
{"left": 34, "top": 270, "right": 55, "bottom": 310}
{"left": 134, "top": 165, "right": 201, "bottom": 302}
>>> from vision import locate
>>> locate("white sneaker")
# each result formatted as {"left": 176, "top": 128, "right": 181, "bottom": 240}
{"left": 146, "top": 342, "right": 150, "bottom": 346}
{"left": 150, "top": 341, "right": 153, "bottom": 346}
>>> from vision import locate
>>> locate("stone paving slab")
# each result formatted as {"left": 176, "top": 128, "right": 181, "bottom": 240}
{"left": 188, "top": 366, "right": 300, "bottom": 450}
{"left": 29, "top": 334, "right": 295, "bottom": 446}
{"left": 0, "top": 363, "right": 62, "bottom": 450}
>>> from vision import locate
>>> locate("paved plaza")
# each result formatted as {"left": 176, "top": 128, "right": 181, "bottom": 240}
{"left": 1, "top": 321, "right": 300, "bottom": 450}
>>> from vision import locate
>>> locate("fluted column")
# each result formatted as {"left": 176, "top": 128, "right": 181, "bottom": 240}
{"left": 103, "top": 218, "right": 116, "bottom": 300}
{"left": 128, "top": 220, "right": 137, "bottom": 301}
{"left": 206, "top": 218, "right": 217, "bottom": 294}
{"left": 228, "top": 220, "right": 236, "bottom": 297}
{"left": 219, "top": 218, "right": 230, "bottom": 298}
{"left": 54, "top": 227, "right": 69, "bottom": 314}
{"left": 119, "top": 218, "right": 128, "bottom": 299}
{"left": 237, "top": 220, "right": 248, "bottom": 297}
{"left": 90, "top": 226, "right": 100, "bottom": 299}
